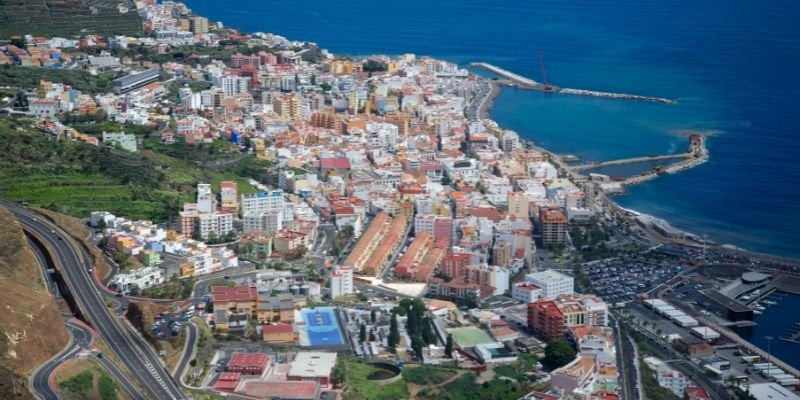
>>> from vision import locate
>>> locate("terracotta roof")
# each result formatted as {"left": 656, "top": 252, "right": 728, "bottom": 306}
{"left": 263, "top": 324, "right": 294, "bottom": 334}
{"left": 319, "top": 157, "right": 350, "bottom": 170}
{"left": 229, "top": 352, "right": 269, "bottom": 369}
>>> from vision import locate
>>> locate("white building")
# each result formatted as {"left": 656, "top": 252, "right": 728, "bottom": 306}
{"left": 243, "top": 209, "right": 283, "bottom": 234}
{"left": 112, "top": 266, "right": 165, "bottom": 292}
{"left": 197, "top": 211, "right": 234, "bottom": 239}
{"left": 220, "top": 75, "right": 250, "bottom": 96}
{"left": 501, "top": 130, "right": 520, "bottom": 152}
{"left": 581, "top": 295, "right": 609, "bottom": 326}
{"left": 524, "top": 269, "right": 574, "bottom": 299}
{"left": 30, "top": 99, "right": 60, "bottom": 118}
{"left": 643, "top": 357, "right": 689, "bottom": 397}
{"left": 240, "top": 191, "right": 285, "bottom": 217}
{"left": 90, "top": 211, "right": 116, "bottom": 228}
{"left": 197, "top": 183, "right": 215, "bottom": 214}
{"left": 187, "top": 251, "right": 213, "bottom": 275}
{"left": 102, "top": 131, "right": 137, "bottom": 152}
{"left": 512, "top": 282, "right": 542, "bottom": 303}
{"left": 330, "top": 266, "right": 354, "bottom": 299}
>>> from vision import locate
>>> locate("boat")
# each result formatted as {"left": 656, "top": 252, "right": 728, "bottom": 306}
{"left": 763, "top": 300, "right": 778, "bottom": 306}
{"left": 753, "top": 310, "right": 763, "bottom": 315}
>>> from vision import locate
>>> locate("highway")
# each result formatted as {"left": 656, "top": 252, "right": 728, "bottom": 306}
{"left": 4, "top": 202, "right": 185, "bottom": 400}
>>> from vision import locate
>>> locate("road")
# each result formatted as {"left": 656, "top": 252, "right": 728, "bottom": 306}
{"left": 172, "top": 322, "right": 199, "bottom": 386}
{"left": 620, "top": 318, "right": 731, "bottom": 400}
{"left": 30, "top": 321, "right": 144, "bottom": 400}
{"left": 4, "top": 202, "right": 185, "bottom": 400}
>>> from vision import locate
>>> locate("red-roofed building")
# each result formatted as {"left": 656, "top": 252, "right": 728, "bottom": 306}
{"left": 212, "top": 285, "right": 258, "bottom": 317}
{"left": 262, "top": 323, "right": 297, "bottom": 344}
{"left": 440, "top": 252, "right": 472, "bottom": 280}
{"left": 213, "top": 372, "right": 241, "bottom": 392}
{"left": 319, "top": 157, "right": 351, "bottom": 177}
{"left": 528, "top": 300, "right": 564, "bottom": 341}
{"left": 228, "top": 352, "right": 270, "bottom": 376}
{"left": 685, "top": 387, "right": 710, "bottom": 400}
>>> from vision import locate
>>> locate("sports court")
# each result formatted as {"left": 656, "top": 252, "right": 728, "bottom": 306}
{"left": 448, "top": 326, "right": 495, "bottom": 348}
{"left": 300, "top": 307, "right": 344, "bottom": 346}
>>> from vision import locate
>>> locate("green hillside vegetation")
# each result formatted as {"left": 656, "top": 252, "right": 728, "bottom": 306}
{"left": 0, "top": 119, "right": 258, "bottom": 222}
{"left": 0, "top": 0, "right": 142, "bottom": 38}
{"left": 0, "top": 64, "right": 114, "bottom": 93}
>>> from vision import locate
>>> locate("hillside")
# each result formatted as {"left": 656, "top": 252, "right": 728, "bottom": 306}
{"left": 0, "top": 0, "right": 142, "bottom": 38}
{"left": 0, "top": 119, "right": 259, "bottom": 223}
{"left": 0, "top": 206, "right": 69, "bottom": 399}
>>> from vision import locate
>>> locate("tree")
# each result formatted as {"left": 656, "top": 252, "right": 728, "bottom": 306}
{"left": 331, "top": 359, "right": 346, "bottom": 388}
{"left": 464, "top": 292, "right": 479, "bottom": 309}
{"left": 388, "top": 312, "right": 400, "bottom": 351}
{"left": 359, "top": 323, "right": 367, "bottom": 343}
{"left": 543, "top": 339, "right": 577, "bottom": 369}
{"left": 440, "top": 175, "right": 452, "bottom": 186}
{"left": 421, "top": 317, "right": 435, "bottom": 345}
{"left": 411, "top": 334, "right": 424, "bottom": 360}
{"left": 370, "top": 309, "right": 376, "bottom": 323}
{"left": 444, "top": 334, "right": 454, "bottom": 357}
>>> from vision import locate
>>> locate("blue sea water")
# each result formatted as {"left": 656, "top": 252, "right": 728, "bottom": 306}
{"left": 183, "top": 0, "right": 800, "bottom": 257}
{"left": 732, "top": 293, "right": 800, "bottom": 370}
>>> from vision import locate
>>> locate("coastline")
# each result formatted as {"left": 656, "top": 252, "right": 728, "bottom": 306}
{"left": 473, "top": 74, "right": 800, "bottom": 264}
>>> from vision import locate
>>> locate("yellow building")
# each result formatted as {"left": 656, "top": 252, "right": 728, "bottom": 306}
{"left": 273, "top": 94, "right": 302, "bottom": 121}
{"left": 190, "top": 16, "right": 209, "bottom": 34}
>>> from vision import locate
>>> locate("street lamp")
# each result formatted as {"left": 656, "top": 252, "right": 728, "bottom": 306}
{"left": 765, "top": 335, "right": 773, "bottom": 377}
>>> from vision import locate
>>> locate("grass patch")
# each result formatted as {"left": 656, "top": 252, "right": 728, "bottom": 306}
{"left": 402, "top": 365, "right": 457, "bottom": 385}
{"left": 430, "top": 372, "right": 524, "bottom": 400}
{"left": 341, "top": 357, "right": 408, "bottom": 400}
{"left": 58, "top": 361, "right": 119, "bottom": 400}
{"left": 138, "top": 276, "right": 197, "bottom": 299}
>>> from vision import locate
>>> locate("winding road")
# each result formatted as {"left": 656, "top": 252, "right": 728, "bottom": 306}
{"left": 4, "top": 202, "right": 185, "bottom": 400}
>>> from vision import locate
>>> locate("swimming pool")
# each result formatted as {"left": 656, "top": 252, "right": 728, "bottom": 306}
{"left": 301, "top": 307, "right": 344, "bottom": 346}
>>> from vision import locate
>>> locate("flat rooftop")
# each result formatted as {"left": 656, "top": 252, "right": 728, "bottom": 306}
{"left": 701, "top": 289, "right": 751, "bottom": 313}
{"left": 288, "top": 352, "right": 337, "bottom": 378}
{"left": 746, "top": 382, "right": 800, "bottom": 400}
{"left": 528, "top": 269, "right": 571, "bottom": 283}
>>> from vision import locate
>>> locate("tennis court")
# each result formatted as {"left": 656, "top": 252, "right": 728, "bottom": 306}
{"left": 301, "top": 307, "right": 344, "bottom": 346}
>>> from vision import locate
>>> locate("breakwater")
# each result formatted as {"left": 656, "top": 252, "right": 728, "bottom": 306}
{"left": 470, "top": 62, "right": 676, "bottom": 104}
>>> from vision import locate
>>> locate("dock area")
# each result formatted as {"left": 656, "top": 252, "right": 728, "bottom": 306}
{"left": 470, "top": 62, "right": 676, "bottom": 104}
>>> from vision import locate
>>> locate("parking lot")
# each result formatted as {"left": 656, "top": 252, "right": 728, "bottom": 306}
{"left": 150, "top": 309, "right": 192, "bottom": 340}
{"left": 584, "top": 255, "right": 684, "bottom": 303}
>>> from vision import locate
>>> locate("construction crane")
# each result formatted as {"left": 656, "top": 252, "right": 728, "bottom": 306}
{"left": 538, "top": 51, "right": 554, "bottom": 92}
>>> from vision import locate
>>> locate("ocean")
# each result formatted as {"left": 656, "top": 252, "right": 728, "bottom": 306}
{"left": 182, "top": 0, "right": 800, "bottom": 257}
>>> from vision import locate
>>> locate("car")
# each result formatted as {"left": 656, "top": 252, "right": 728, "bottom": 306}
{"left": 115, "top": 292, "right": 123, "bottom": 297}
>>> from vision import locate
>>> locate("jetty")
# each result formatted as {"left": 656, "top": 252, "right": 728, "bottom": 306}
{"left": 470, "top": 62, "right": 676, "bottom": 104}
{"left": 572, "top": 153, "right": 691, "bottom": 172}
{"left": 567, "top": 134, "right": 709, "bottom": 188}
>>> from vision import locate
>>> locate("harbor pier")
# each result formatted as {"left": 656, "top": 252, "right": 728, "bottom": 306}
{"left": 470, "top": 62, "right": 676, "bottom": 104}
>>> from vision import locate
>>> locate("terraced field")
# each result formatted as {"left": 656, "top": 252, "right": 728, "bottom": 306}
{"left": 0, "top": 0, "right": 142, "bottom": 38}
{"left": 0, "top": 119, "right": 258, "bottom": 222}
